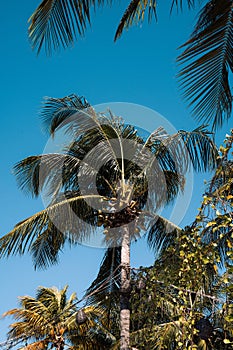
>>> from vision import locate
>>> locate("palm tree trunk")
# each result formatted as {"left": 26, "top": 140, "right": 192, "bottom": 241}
{"left": 120, "top": 225, "right": 131, "bottom": 350}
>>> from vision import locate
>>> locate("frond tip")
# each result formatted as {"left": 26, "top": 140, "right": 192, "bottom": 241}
{"left": 114, "top": 0, "right": 157, "bottom": 41}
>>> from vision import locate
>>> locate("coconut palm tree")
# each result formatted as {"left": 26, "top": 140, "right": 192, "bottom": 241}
{"left": 0, "top": 94, "right": 218, "bottom": 349}
{"left": 28, "top": 1, "right": 233, "bottom": 131}
{"left": 2, "top": 285, "right": 106, "bottom": 350}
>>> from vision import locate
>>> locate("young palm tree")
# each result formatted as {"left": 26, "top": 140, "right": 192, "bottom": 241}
{"left": 28, "top": 1, "right": 233, "bottom": 130}
{"left": 0, "top": 94, "right": 218, "bottom": 349}
{"left": 2, "top": 285, "right": 104, "bottom": 350}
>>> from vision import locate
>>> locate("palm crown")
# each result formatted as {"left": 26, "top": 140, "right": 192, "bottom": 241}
{"left": 0, "top": 94, "right": 217, "bottom": 269}
{"left": 3, "top": 285, "right": 106, "bottom": 350}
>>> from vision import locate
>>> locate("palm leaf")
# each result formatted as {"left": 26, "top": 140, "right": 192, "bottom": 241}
{"left": 177, "top": 0, "right": 233, "bottom": 130}
{"left": 175, "top": 126, "right": 218, "bottom": 171}
{"left": 28, "top": 0, "right": 90, "bottom": 54}
{"left": 0, "top": 194, "right": 102, "bottom": 269}
{"left": 146, "top": 125, "right": 217, "bottom": 173}
{"left": 114, "top": 0, "right": 157, "bottom": 41}
{"left": 85, "top": 247, "right": 121, "bottom": 304}
{"left": 3, "top": 305, "right": 52, "bottom": 337}
{"left": 28, "top": 0, "right": 114, "bottom": 54}
{"left": 146, "top": 215, "right": 181, "bottom": 255}
{"left": 156, "top": 125, "right": 217, "bottom": 173}
{"left": 41, "top": 94, "right": 90, "bottom": 135}
{"left": 13, "top": 153, "right": 80, "bottom": 198}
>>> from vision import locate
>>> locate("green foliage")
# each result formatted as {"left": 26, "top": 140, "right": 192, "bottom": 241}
{"left": 2, "top": 285, "right": 111, "bottom": 350}
{"left": 124, "top": 130, "right": 233, "bottom": 349}
{"left": 0, "top": 95, "right": 217, "bottom": 270}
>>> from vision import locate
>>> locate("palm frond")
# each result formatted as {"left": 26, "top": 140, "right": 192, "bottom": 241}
{"left": 3, "top": 304, "right": 51, "bottom": 336}
{"left": 146, "top": 125, "right": 217, "bottom": 173}
{"left": 177, "top": 0, "right": 233, "bottom": 130}
{"left": 28, "top": 0, "right": 90, "bottom": 54}
{"left": 29, "top": 0, "right": 114, "bottom": 54}
{"left": 85, "top": 247, "right": 121, "bottom": 305}
{"left": 13, "top": 153, "right": 80, "bottom": 198}
{"left": 31, "top": 227, "right": 67, "bottom": 269}
{"left": 35, "top": 285, "right": 72, "bottom": 314}
{"left": 177, "top": 126, "right": 218, "bottom": 171}
{"left": 146, "top": 215, "right": 181, "bottom": 255}
{"left": 114, "top": 0, "right": 157, "bottom": 41}
{"left": 168, "top": 126, "right": 218, "bottom": 172}
{"left": 41, "top": 94, "right": 90, "bottom": 135}
{"left": 0, "top": 194, "right": 101, "bottom": 269}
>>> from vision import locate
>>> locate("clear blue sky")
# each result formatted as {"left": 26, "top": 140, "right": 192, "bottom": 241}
{"left": 0, "top": 0, "right": 230, "bottom": 343}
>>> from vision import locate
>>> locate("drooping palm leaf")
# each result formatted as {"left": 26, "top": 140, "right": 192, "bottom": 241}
{"left": 84, "top": 247, "right": 121, "bottom": 341}
{"left": 177, "top": 0, "right": 233, "bottom": 130}
{"left": 29, "top": 0, "right": 117, "bottom": 54}
{"left": 29, "top": 0, "right": 198, "bottom": 53}
{"left": 174, "top": 126, "right": 218, "bottom": 171}
{"left": 13, "top": 153, "right": 80, "bottom": 198}
{"left": 146, "top": 215, "right": 180, "bottom": 255}
{"left": 28, "top": 0, "right": 90, "bottom": 54}
{"left": 85, "top": 247, "right": 121, "bottom": 305}
{"left": 0, "top": 194, "right": 101, "bottom": 269}
{"left": 41, "top": 94, "right": 90, "bottom": 135}
{"left": 114, "top": 0, "right": 157, "bottom": 41}
{"left": 145, "top": 125, "right": 217, "bottom": 173}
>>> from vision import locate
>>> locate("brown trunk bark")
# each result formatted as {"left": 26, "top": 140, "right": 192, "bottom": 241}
{"left": 120, "top": 225, "right": 131, "bottom": 350}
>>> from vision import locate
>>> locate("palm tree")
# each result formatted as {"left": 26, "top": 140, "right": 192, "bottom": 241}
{"left": 0, "top": 94, "right": 218, "bottom": 349}
{"left": 28, "top": 1, "right": 233, "bottom": 131}
{"left": 2, "top": 285, "right": 105, "bottom": 350}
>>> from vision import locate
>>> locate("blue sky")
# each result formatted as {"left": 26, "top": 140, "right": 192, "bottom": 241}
{"left": 0, "top": 0, "right": 231, "bottom": 343}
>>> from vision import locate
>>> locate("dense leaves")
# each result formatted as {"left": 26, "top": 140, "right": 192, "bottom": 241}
{"left": 0, "top": 94, "right": 217, "bottom": 269}
{"left": 2, "top": 286, "right": 110, "bottom": 350}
